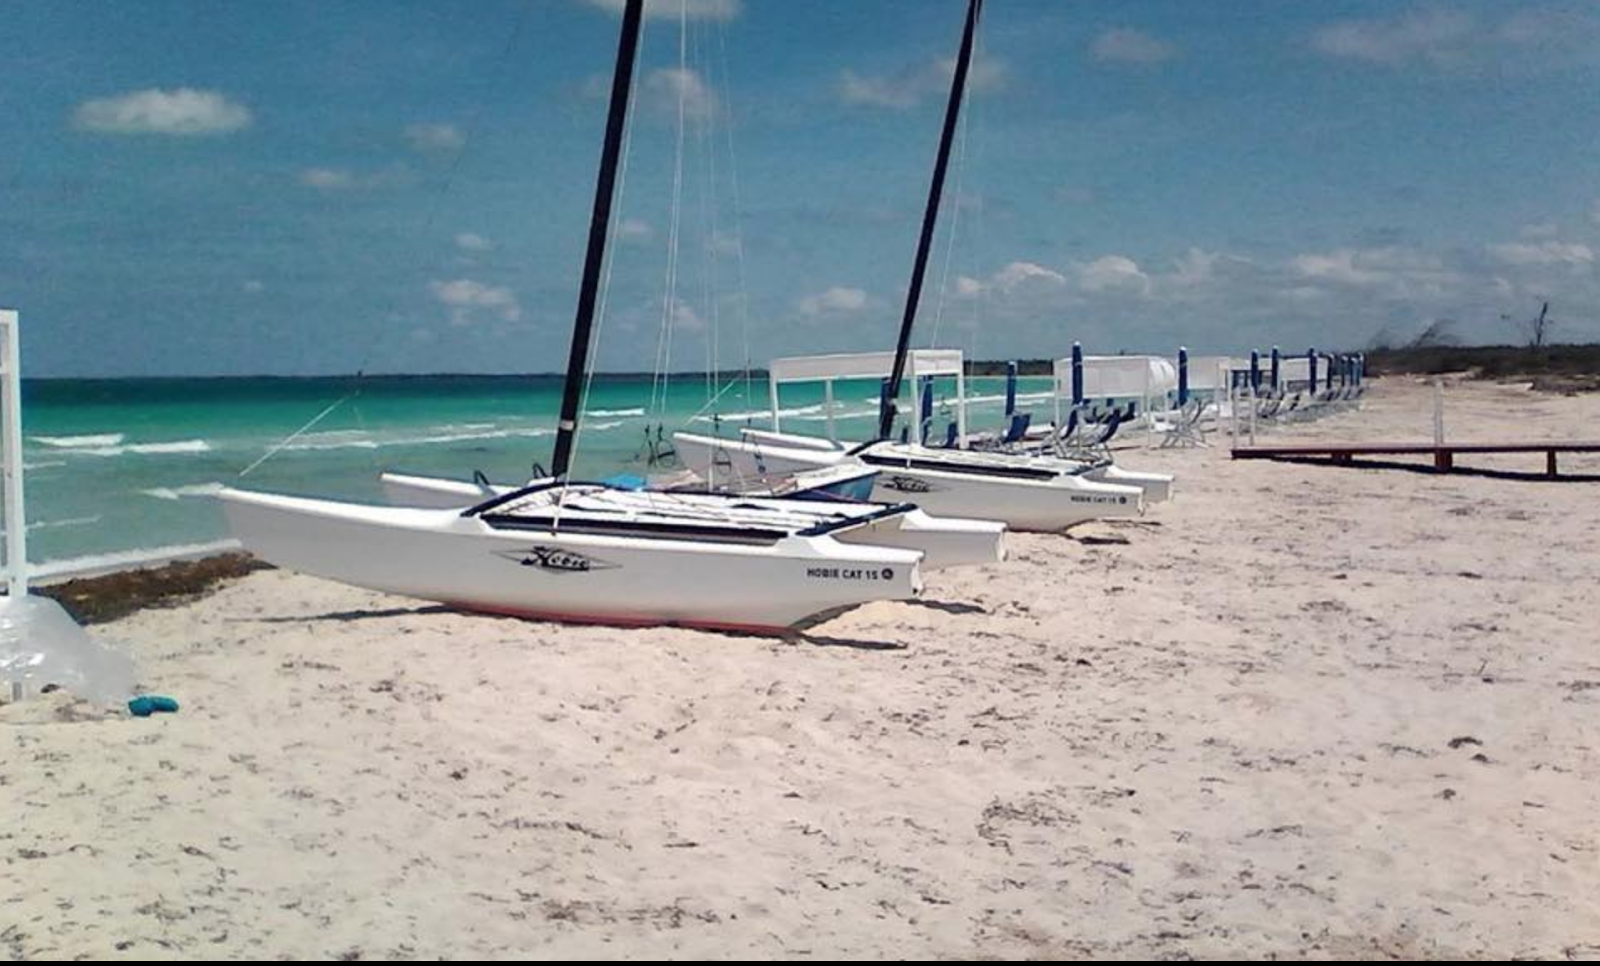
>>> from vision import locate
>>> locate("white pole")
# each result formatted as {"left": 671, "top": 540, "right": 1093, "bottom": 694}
{"left": 769, "top": 372, "right": 781, "bottom": 433}
{"left": 824, "top": 380, "right": 835, "bottom": 442}
{"left": 955, "top": 366, "right": 967, "bottom": 449}
{"left": 1433, "top": 377, "right": 1444, "bottom": 446}
{"left": 1, "top": 309, "right": 25, "bottom": 598}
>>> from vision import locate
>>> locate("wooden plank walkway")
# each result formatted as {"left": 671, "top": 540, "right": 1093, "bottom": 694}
{"left": 1230, "top": 441, "right": 1600, "bottom": 477}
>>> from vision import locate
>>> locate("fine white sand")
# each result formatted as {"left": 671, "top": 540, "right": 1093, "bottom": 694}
{"left": 4, "top": 376, "right": 1599, "bottom": 958}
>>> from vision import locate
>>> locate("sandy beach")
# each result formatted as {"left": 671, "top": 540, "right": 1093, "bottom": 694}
{"left": 4, "top": 376, "right": 1599, "bottom": 959}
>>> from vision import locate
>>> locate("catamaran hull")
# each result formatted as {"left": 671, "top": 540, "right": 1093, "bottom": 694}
{"left": 730, "top": 429, "right": 1173, "bottom": 504}
{"left": 674, "top": 432, "right": 1144, "bottom": 532}
{"left": 219, "top": 489, "right": 922, "bottom": 633}
{"left": 1086, "top": 465, "right": 1173, "bottom": 503}
{"left": 378, "top": 472, "right": 1006, "bottom": 569}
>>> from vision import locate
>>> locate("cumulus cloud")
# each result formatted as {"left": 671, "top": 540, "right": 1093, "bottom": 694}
{"left": 73, "top": 88, "right": 251, "bottom": 136}
{"left": 1309, "top": 6, "right": 1600, "bottom": 70}
{"left": 454, "top": 232, "right": 494, "bottom": 253}
{"left": 644, "top": 67, "right": 717, "bottom": 121}
{"left": 297, "top": 165, "right": 411, "bottom": 191}
{"left": 429, "top": 279, "right": 521, "bottom": 327}
{"left": 1076, "top": 255, "right": 1152, "bottom": 294}
{"left": 405, "top": 123, "right": 464, "bottom": 152}
{"left": 582, "top": 0, "right": 741, "bottom": 21}
{"left": 837, "top": 56, "right": 1006, "bottom": 110}
{"left": 799, "top": 286, "right": 870, "bottom": 317}
{"left": 1091, "top": 28, "right": 1179, "bottom": 66}
{"left": 1488, "top": 240, "right": 1595, "bottom": 267}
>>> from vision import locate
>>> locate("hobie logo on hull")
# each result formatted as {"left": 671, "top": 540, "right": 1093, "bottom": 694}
{"left": 879, "top": 475, "right": 937, "bottom": 494}
{"left": 496, "top": 547, "right": 619, "bottom": 574}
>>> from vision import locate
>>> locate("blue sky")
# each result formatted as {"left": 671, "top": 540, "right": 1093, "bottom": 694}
{"left": 4, "top": 0, "right": 1600, "bottom": 377}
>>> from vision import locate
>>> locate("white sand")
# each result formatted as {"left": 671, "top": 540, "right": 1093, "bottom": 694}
{"left": 4, "top": 377, "right": 1599, "bottom": 958}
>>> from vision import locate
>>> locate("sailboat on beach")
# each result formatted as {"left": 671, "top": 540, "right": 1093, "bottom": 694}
{"left": 219, "top": 0, "right": 969, "bottom": 632}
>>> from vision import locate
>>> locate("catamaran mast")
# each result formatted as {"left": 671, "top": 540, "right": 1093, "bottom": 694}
{"left": 550, "top": 0, "right": 644, "bottom": 481}
{"left": 876, "top": 0, "right": 984, "bottom": 441}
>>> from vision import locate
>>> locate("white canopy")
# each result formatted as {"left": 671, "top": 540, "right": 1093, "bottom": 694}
{"left": 1182, "top": 355, "right": 1236, "bottom": 392}
{"left": 766, "top": 349, "right": 967, "bottom": 442}
{"left": 1052, "top": 354, "right": 1178, "bottom": 402}
{"left": 1279, "top": 356, "right": 1311, "bottom": 385}
{"left": 767, "top": 348, "right": 964, "bottom": 385}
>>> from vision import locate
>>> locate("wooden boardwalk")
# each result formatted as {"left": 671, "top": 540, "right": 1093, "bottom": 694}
{"left": 1230, "top": 441, "right": 1600, "bottom": 477}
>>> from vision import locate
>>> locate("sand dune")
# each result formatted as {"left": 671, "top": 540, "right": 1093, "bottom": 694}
{"left": 4, "top": 377, "right": 1599, "bottom": 958}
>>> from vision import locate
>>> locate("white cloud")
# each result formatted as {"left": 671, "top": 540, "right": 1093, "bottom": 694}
{"left": 616, "top": 218, "right": 653, "bottom": 243}
{"left": 297, "top": 165, "right": 411, "bottom": 191}
{"left": 667, "top": 297, "right": 706, "bottom": 333}
{"left": 299, "top": 168, "right": 356, "bottom": 190}
{"left": 992, "top": 261, "right": 1068, "bottom": 291}
{"left": 1291, "top": 247, "right": 1460, "bottom": 297}
{"left": 1076, "top": 255, "right": 1151, "bottom": 294}
{"left": 799, "top": 286, "right": 870, "bottom": 316}
{"left": 1311, "top": 9, "right": 1475, "bottom": 66}
{"left": 583, "top": 0, "right": 741, "bottom": 21}
{"left": 73, "top": 88, "right": 251, "bottom": 136}
{"left": 429, "top": 279, "right": 521, "bottom": 327}
{"left": 1091, "top": 28, "right": 1179, "bottom": 66}
{"left": 1488, "top": 240, "right": 1595, "bottom": 267}
{"left": 405, "top": 123, "right": 464, "bottom": 152}
{"left": 837, "top": 57, "right": 1006, "bottom": 110}
{"left": 1306, "top": 7, "right": 1600, "bottom": 70}
{"left": 242, "top": 280, "right": 265, "bottom": 295}
{"left": 644, "top": 67, "right": 717, "bottom": 121}
{"left": 454, "top": 232, "right": 493, "bottom": 253}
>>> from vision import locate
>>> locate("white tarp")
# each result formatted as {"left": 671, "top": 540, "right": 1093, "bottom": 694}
{"left": 1279, "top": 356, "right": 1311, "bottom": 383}
{"left": 1, "top": 596, "right": 135, "bottom": 706}
{"left": 767, "top": 349, "right": 964, "bottom": 385}
{"left": 1184, "top": 356, "right": 1236, "bottom": 391}
{"left": 1053, "top": 355, "right": 1178, "bottom": 400}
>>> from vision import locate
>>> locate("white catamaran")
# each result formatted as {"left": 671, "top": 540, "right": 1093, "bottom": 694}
{"left": 219, "top": 0, "right": 983, "bottom": 632}
{"left": 662, "top": 0, "right": 1170, "bottom": 533}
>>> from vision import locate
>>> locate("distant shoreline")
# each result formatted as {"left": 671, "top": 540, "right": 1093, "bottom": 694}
{"left": 22, "top": 342, "right": 1600, "bottom": 382}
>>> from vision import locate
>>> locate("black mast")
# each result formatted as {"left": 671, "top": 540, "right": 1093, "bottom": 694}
{"left": 550, "top": 0, "right": 644, "bottom": 480}
{"left": 876, "top": 0, "right": 984, "bottom": 441}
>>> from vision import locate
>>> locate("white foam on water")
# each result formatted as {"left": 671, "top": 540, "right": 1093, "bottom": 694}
{"left": 25, "top": 515, "right": 102, "bottom": 531}
{"left": 30, "top": 539, "right": 245, "bottom": 584}
{"left": 693, "top": 404, "right": 822, "bottom": 423}
{"left": 31, "top": 433, "right": 125, "bottom": 448}
{"left": 585, "top": 407, "right": 645, "bottom": 417}
{"left": 77, "top": 439, "right": 213, "bottom": 457}
{"left": 140, "top": 482, "right": 227, "bottom": 501}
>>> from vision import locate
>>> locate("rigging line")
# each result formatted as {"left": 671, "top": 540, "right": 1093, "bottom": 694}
{"left": 650, "top": 0, "right": 690, "bottom": 416}
{"left": 714, "top": 19, "right": 756, "bottom": 418}
{"left": 927, "top": 84, "right": 972, "bottom": 350}
{"left": 694, "top": 14, "right": 724, "bottom": 407}
{"left": 968, "top": 25, "right": 991, "bottom": 358}
{"left": 564, "top": 4, "right": 649, "bottom": 496}
{"left": 240, "top": 2, "right": 534, "bottom": 478}
{"left": 237, "top": 388, "right": 360, "bottom": 478}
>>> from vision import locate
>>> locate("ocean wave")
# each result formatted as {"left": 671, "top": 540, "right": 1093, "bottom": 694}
{"left": 25, "top": 515, "right": 102, "bottom": 531}
{"left": 81, "top": 439, "right": 213, "bottom": 457}
{"left": 585, "top": 407, "right": 645, "bottom": 417}
{"left": 693, "top": 404, "right": 821, "bottom": 423}
{"left": 283, "top": 426, "right": 552, "bottom": 452}
{"left": 31, "top": 433, "right": 125, "bottom": 448}
{"left": 22, "top": 460, "right": 68, "bottom": 470}
{"left": 140, "top": 482, "right": 227, "bottom": 501}
{"left": 31, "top": 539, "right": 243, "bottom": 583}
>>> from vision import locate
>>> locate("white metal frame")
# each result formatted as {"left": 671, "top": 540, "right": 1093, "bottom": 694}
{"left": 1, "top": 309, "right": 24, "bottom": 597}
{"left": 766, "top": 349, "right": 968, "bottom": 446}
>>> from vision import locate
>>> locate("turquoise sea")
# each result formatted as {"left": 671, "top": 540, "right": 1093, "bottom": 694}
{"left": 12, "top": 372, "right": 1054, "bottom": 574}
